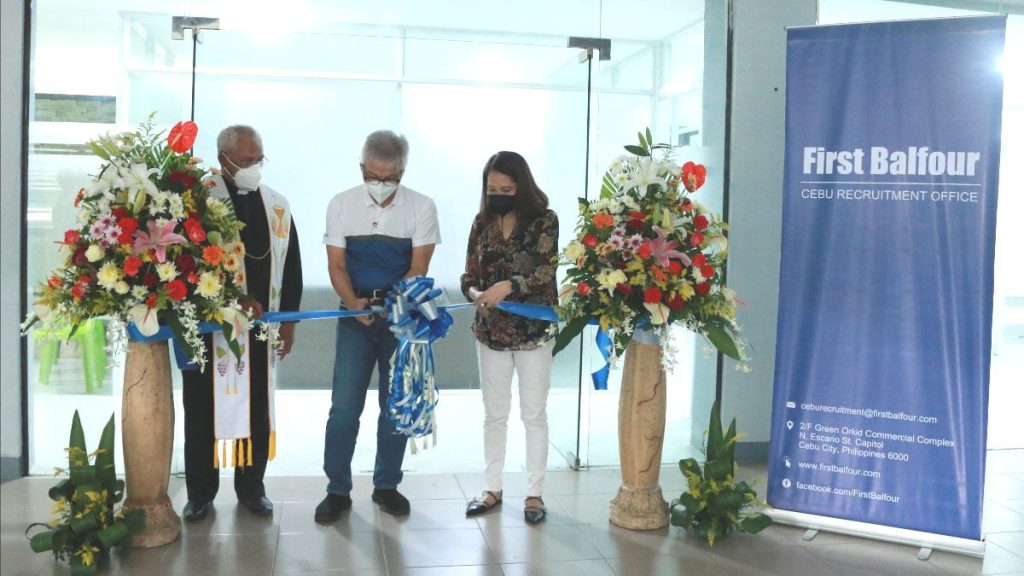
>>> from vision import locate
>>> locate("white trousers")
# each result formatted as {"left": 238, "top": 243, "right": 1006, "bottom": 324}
{"left": 476, "top": 342, "right": 554, "bottom": 498}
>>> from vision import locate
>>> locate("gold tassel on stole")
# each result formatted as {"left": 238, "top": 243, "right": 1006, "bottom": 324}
{"left": 213, "top": 439, "right": 220, "bottom": 468}
{"left": 268, "top": 431, "right": 276, "bottom": 461}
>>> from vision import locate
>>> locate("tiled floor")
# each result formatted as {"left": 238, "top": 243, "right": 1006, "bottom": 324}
{"left": 2, "top": 450, "right": 1021, "bottom": 576}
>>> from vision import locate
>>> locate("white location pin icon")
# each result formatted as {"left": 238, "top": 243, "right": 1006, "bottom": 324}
{"left": 786, "top": 420, "right": 794, "bottom": 430}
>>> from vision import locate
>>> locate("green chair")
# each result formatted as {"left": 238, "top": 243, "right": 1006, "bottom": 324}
{"left": 34, "top": 318, "right": 107, "bottom": 393}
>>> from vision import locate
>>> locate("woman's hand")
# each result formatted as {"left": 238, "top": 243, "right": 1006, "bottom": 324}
{"left": 475, "top": 281, "right": 512, "bottom": 312}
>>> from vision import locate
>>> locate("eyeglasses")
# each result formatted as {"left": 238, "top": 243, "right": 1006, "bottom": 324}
{"left": 361, "top": 164, "right": 402, "bottom": 185}
{"left": 223, "top": 153, "right": 267, "bottom": 169}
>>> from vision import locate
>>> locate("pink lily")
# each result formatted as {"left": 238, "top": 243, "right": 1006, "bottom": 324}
{"left": 648, "top": 226, "right": 692, "bottom": 268}
{"left": 133, "top": 219, "right": 186, "bottom": 263}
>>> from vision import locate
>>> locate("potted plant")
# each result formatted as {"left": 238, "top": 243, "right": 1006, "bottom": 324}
{"left": 670, "top": 400, "right": 772, "bottom": 544}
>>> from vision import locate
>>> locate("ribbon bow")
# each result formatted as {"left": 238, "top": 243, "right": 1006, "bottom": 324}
{"left": 384, "top": 276, "right": 453, "bottom": 448}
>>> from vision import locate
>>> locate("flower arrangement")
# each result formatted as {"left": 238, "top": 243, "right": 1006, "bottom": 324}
{"left": 21, "top": 116, "right": 250, "bottom": 369}
{"left": 670, "top": 400, "right": 771, "bottom": 544}
{"left": 553, "top": 129, "right": 746, "bottom": 363}
{"left": 27, "top": 411, "right": 145, "bottom": 573}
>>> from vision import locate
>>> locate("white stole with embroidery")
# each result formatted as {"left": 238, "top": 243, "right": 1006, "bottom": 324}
{"left": 208, "top": 175, "right": 291, "bottom": 468}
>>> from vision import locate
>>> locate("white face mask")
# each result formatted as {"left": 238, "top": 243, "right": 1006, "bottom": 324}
{"left": 366, "top": 181, "right": 399, "bottom": 204}
{"left": 232, "top": 164, "right": 262, "bottom": 192}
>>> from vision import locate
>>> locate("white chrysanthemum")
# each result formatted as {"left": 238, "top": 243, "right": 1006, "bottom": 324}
{"left": 196, "top": 271, "right": 222, "bottom": 299}
{"left": 114, "top": 281, "right": 130, "bottom": 295}
{"left": 96, "top": 262, "right": 122, "bottom": 290}
{"left": 596, "top": 268, "right": 627, "bottom": 294}
{"left": 156, "top": 262, "right": 178, "bottom": 282}
{"left": 563, "top": 241, "right": 585, "bottom": 261}
{"left": 168, "top": 195, "right": 185, "bottom": 219}
{"left": 149, "top": 191, "right": 170, "bottom": 214}
{"left": 85, "top": 245, "right": 105, "bottom": 262}
{"left": 131, "top": 286, "right": 148, "bottom": 300}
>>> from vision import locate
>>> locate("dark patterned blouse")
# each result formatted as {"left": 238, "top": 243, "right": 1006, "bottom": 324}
{"left": 461, "top": 209, "right": 559, "bottom": 351}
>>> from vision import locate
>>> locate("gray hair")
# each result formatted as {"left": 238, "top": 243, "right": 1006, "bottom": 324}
{"left": 361, "top": 130, "right": 409, "bottom": 169}
{"left": 217, "top": 125, "right": 262, "bottom": 153}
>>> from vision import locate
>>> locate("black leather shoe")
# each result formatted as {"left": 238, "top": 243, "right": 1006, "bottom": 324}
{"left": 314, "top": 494, "right": 352, "bottom": 524}
{"left": 524, "top": 496, "right": 547, "bottom": 524}
{"left": 239, "top": 495, "right": 273, "bottom": 516}
{"left": 182, "top": 500, "right": 212, "bottom": 522}
{"left": 371, "top": 488, "right": 410, "bottom": 516}
{"left": 465, "top": 490, "right": 502, "bottom": 516}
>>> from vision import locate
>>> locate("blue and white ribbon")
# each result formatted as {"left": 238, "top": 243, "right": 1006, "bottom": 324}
{"left": 384, "top": 276, "right": 454, "bottom": 450}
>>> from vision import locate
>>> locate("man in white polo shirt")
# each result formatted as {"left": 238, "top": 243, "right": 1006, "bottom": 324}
{"left": 316, "top": 130, "right": 440, "bottom": 522}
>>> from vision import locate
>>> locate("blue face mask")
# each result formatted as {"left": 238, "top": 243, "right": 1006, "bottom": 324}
{"left": 488, "top": 194, "right": 515, "bottom": 215}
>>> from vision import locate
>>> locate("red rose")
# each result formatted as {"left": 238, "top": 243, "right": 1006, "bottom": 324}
{"left": 145, "top": 293, "right": 158, "bottom": 308}
{"left": 175, "top": 254, "right": 197, "bottom": 275}
{"left": 142, "top": 271, "right": 158, "bottom": 289}
{"left": 63, "top": 230, "right": 80, "bottom": 244}
{"left": 118, "top": 216, "right": 138, "bottom": 234}
{"left": 695, "top": 282, "right": 711, "bottom": 296}
{"left": 47, "top": 275, "right": 61, "bottom": 289}
{"left": 72, "top": 247, "right": 89, "bottom": 267}
{"left": 117, "top": 232, "right": 133, "bottom": 245}
{"left": 644, "top": 286, "right": 662, "bottom": 304}
{"left": 577, "top": 282, "right": 592, "bottom": 296}
{"left": 692, "top": 253, "right": 707, "bottom": 267}
{"left": 71, "top": 284, "right": 86, "bottom": 300}
{"left": 615, "top": 283, "right": 632, "bottom": 296}
{"left": 166, "top": 279, "right": 187, "bottom": 301}
{"left": 668, "top": 260, "right": 683, "bottom": 275}
{"left": 693, "top": 214, "right": 709, "bottom": 230}
{"left": 667, "top": 294, "right": 685, "bottom": 311}
{"left": 582, "top": 234, "right": 598, "bottom": 249}
{"left": 123, "top": 256, "right": 143, "bottom": 277}
{"left": 167, "top": 120, "right": 198, "bottom": 154}
{"left": 169, "top": 170, "right": 199, "bottom": 190}
{"left": 681, "top": 162, "right": 707, "bottom": 192}
{"left": 637, "top": 244, "right": 652, "bottom": 259}
{"left": 690, "top": 232, "right": 705, "bottom": 248}
{"left": 183, "top": 218, "right": 206, "bottom": 243}
{"left": 700, "top": 265, "right": 715, "bottom": 279}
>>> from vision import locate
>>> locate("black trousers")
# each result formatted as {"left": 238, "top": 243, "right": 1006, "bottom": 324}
{"left": 182, "top": 333, "right": 270, "bottom": 503}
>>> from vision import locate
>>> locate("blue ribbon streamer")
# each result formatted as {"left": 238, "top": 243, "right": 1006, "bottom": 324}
{"left": 592, "top": 329, "right": 612, "bottom": 391}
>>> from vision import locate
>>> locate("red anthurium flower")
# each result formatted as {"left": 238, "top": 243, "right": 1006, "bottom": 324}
{"left": 681, "top": 162, "right": 707, "bottom": 192}
{"left": 667, "top": 294, "right": 685, "bottom": 311}
{"left": 644, "top": 286, "right": 662, "bottom": 304}
{"left": 145, "top": 293, "right": 159, "bottom": 308}
{"left": 582, "top": 234, "right": 598, "bottom": 249}
{"left": 692, "top": 253, "right": 707, "bottom": 267}
{"left": 668, "top": 260, "right": 683, "bottom": 275}
{"left": 63, "top": 230, "right": 80, "bottom": 244}
{"left": 689, "top": 232, "right": 705, "bottom": 248}
{"left": 615, "top": 283, "right": 632, "bottom": 296}
{"left": 183, "top": 218, "right": 206, "bottom": 243}
{"left": 695, "top": 282, "right": 711, "bottom": 296}
{"left": 123, "top": 256, "right": 143, "bottom": 277}
{"left": 700, "top": 265, "right": 715, "bottom": 279}
{"left": 577, "top": 282, "right": 593, "bottom": 296}
{"left": 166, "top": 279, "right": 187, "bottom": 301}
{"left": 693, "top": 214, "right": 709, "bottom": 230}
{"left": 167, "top": 120, "right": 198, "bottom": 154}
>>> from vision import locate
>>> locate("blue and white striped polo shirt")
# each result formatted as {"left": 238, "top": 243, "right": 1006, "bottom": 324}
{"left": 323, "top": 184, "right": 441, "bottom": 292}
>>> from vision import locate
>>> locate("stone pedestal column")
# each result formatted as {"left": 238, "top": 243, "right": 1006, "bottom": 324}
{"left": 121, "top": 340, "right": 181, "bottom": 548}
{"left": 609, "top": 330, "right": 669, "bottom": 530}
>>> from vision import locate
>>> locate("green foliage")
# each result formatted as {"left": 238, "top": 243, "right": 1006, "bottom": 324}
{"left": 670, "top": 401, "right": 771, "bottom": 545}
{"left": 28, "top": 411, "right": 145, "bottom": 574}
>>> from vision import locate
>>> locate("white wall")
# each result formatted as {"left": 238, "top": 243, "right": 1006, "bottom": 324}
{"left": 1, "top": 0, "right": 25, "bottom": 477}
{"left": 721, "top": 0, "right": 816, "bottom": 455}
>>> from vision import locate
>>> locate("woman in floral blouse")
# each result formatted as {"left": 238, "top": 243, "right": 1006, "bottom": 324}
{"left": 460, "top": 151, "right": 558, "bottom": 524}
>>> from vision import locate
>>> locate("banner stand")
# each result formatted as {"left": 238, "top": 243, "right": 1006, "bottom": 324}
{"left": 767, "top": 509, "right": 986, "bottom": 558}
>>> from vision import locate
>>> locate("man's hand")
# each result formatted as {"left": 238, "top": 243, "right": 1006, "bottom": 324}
{"left": 240, "top": 298, "right": 264, "bottom": 319}
{"left": 346, "top": 297, "right": 374, "bottom": 326}
{"left": 277, "top": 322, "right": 297, "bottom": 359}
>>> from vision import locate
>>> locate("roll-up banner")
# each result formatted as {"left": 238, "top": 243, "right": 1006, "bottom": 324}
{"left": 769, "top": 15, "right": 1006, "bottom": 549}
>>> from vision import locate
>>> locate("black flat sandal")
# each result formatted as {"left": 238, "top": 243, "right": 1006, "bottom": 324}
{"left": 465, "top": 490, "right": 503, "bottom": 516}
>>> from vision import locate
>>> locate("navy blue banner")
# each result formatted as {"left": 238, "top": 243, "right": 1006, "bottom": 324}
{"left": 769, "top": 16, "right": 1005, "bottom": 540}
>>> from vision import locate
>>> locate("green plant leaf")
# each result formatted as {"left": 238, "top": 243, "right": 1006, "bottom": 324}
{"left": 645, "top": 127, "right": 653, "bottom": 147}
{"left": 69, "top": 411, "right": 86, "bottom": 467}
{"left": 704, "top": 457, "right": 732, "bottom": 482}
{"left": 706, "top": 400, "right": 724, "bottom": 468}
{"left": 670, "top": 506, "right": 695, "bottom": 528}
{"left": 740, "top": 513, "right": 773, "bottom": 534}
{"left": 94, "top": 414, "right": 116, "bottom": 489}
{"left": 624, "top": 144, "right": 647, "bottom": 156}
{"left": 704, "top": 320, "right": 742, "bottom": 360}
{"left": 553, "top": 315, "right": 590, "bottom": 355}
{"left": 679, "top": 458, "right": 701, "bottom": 480}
